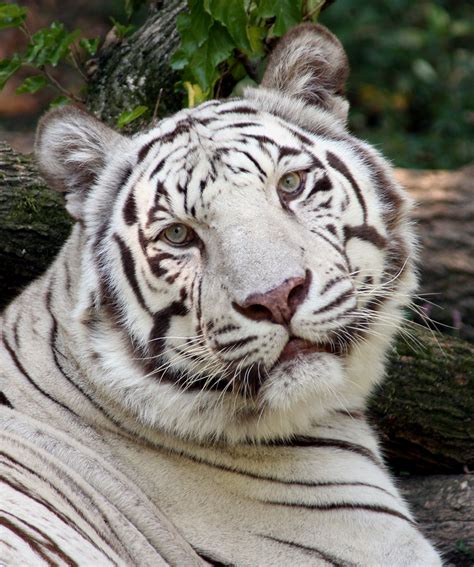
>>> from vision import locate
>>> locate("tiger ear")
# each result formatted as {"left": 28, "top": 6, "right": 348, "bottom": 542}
{"left": 35, "top": 106, "right": 127, "bottom": 219}
{"left": 260, "top": 23, "right": 349, "bottom": 122}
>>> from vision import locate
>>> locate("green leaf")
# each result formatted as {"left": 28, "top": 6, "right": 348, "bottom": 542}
{"left": 187, "top": 21, "right": 235, "bottom": 91}
{"left": 170, "top": 2, "right": 214, "bottom": 72}
{"left": 176, "top": 1, "right": 213, "bottom": 53}
{"left": 15, "top": 74, "right": 47, "bottom": 94}
{"left": 0, "top": 3, "right": 27, "bottom": 29}
{"left": 204, "top": 0, "right": 250, "bottom": 50}
{"left": 110, "top": 17, "right": 135, "bottom": 39}
{"left": 255, "top": 0, "right": 302, "bottom": 36}
{"left": 0, "top": 55, "right": 22, "bottom": 89}
{"left": 247, "top": 25, "right": 266, "bottom": 56}
{"left": 116, "top": 105, "right": 148, "bottom": 128}
{"left": 25, "top": 22, "right": 80, "bottom": 67}
{"left": 79, "top": 37, "right": 99, "bottom": 56}
{"left": 50, "top": 29, "right": 80, "bottom": 66}
{"left": 50, "top": 95, "right": 70, "bottom": 108}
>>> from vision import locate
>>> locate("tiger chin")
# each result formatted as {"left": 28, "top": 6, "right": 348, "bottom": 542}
{"left": 1, "top": 23, "right": 441, "bottom": 566}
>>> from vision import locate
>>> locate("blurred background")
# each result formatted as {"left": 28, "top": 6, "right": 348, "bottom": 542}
{"left": 0, "top": 0, "right": 473, "bottom": 169}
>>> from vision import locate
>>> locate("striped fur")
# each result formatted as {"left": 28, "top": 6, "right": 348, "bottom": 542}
{"left": 1, "top": 24, "right": 440, "bottom": 565}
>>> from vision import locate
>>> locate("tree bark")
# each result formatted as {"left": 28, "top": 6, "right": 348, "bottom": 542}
{"left": 369, "top": 328, "right": 473, "bottom": 474}
{"left": 395, "top": 167, "right": 474, "bottom": 342}
{"left": 86, "top": 0, "right": 186, "bottom": 128}
{"left": 0, "top": 142, "right": 71, "bottom": 307}
{"left": 399, "top": 474, "right": 474, "bottom": 566}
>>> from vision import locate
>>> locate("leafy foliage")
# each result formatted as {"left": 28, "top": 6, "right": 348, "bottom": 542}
{"left": 170, "top": 0, "right": 324, "bottom": 105}
{"left": 0, "top": 0, "right": 472, "bottom": 166}
{"left": 0, "top": 3, "right": 99, "bottom": 105}
{"left": 321, "top": 0, "right": 474, "bottom": 168}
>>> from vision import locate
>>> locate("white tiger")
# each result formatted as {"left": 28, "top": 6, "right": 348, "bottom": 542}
{"left": 0, "top": 23, "right": 441, "bottom": 566}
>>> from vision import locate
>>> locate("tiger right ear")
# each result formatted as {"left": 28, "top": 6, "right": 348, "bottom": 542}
{"left": 261, "top": 23, "right": 350, "bottom": 122}
{"left": 35, "top": 106, "right": 127, "bottom": 219}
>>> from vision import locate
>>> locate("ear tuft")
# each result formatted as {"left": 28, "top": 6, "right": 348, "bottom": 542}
{"left": 261, "top": 23, "right": 349, "bottom": 121}
{"left": 35, "top": 106, "right": 125, "bottom": 219}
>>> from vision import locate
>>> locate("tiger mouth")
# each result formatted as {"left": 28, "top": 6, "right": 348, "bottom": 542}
{"left": 277, "top": 337, "right": 343, "bottom": 364}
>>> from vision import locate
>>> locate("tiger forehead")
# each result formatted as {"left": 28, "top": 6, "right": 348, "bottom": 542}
{"left": 132, "top": 106, "right": 319, "bottom": 215}
{"left": 136, "top": 102, "right": 316, "bottom": 172}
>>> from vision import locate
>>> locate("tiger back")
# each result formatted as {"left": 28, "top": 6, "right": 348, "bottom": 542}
{"left": 0, "top": 24, "right": 441, "bottom": 566}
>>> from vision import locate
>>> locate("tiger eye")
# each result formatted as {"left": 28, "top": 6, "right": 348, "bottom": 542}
{"left": 278, "top": 172, "right": 303, "bottom": 195}
{"left": 162, "top": 224, "right": 194, "bottom": 246}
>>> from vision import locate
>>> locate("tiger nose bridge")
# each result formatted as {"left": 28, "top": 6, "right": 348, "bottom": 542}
{"left": 219, "top": 222, "right": 306, "bottom": 304}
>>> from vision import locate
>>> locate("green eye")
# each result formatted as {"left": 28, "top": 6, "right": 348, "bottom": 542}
{"left": 162, "top": 223, "right": 195, "bottom": 246}
{"left": 278, "top": 171, "right": 303, "bottom": 194}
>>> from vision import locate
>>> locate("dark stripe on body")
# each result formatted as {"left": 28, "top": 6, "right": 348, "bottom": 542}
{"left": 194, "top": 550, "right": 233, "bottom": 566}
{"left": 260, "top": 501, "right": 413, "bottom": 524}
{"left": 267, "top": 436, "right": 382, "bottom": 466}
{"left": 258, "top": 534, "right": 351, "bottom": 567}
{"left": 0, "top": 472, "right": 113, "bottom": 562}
{"left": 1, "top": 511, "right": 78, "bottom": 566}
{"left": 2, "top": 335, "right": 80, "bottom": 419}
{"left": 0, "top": 391, "right": 13, "bottom": 408}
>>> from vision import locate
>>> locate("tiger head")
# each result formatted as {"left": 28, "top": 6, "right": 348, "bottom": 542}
{"left": 35, "top": 24, "right": 416, "bottom": 442}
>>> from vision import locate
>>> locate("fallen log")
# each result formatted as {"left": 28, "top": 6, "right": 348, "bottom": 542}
{"left": 399, "top": 474, "right": 474, "bottom": 567}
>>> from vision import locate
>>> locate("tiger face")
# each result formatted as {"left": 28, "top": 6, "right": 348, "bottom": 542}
{"left": 36, "top": 24, "right": 416, "bottom": 442}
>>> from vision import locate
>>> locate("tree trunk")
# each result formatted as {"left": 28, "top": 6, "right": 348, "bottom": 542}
{"left": 399, "top": 474, "right": 474, "bottom": 566}
{"left": 86, "top": 0, "right": 186, "bottom": 128}
{"left": 395, "top": 166, "right": 474, "bottom": 342}
{"left": 369, "top": 327, "right": 473, "bottom": 474}
{"left": 0, "top": 142, "right": 71, "bottom": 307}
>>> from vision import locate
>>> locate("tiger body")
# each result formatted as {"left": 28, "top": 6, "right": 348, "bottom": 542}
{"left": 0, "top": 24, "right": 441, "bottom": 566}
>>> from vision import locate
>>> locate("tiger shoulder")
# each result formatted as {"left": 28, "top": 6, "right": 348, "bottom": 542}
{"left": 0, "top": 22, "right": 442, "bottom": 566}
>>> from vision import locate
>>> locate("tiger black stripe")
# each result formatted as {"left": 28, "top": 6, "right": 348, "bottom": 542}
{"left": 3, "top": 334, "right": 80, "bottom": 419}
{"left": 0, "top": 514, "right": 71, "bottom": 566}
{"left": 123, "top": 190, "right": 137, "bottom": 225}
{"left": 327, "top": 151, "right": 367, "bottom": 223}
{"left": 261, "top": 500, "right": 413, "bottom": 525}
{"left": 1, "top": 473, "right": 111, "bottom": 561}
{"left": 0, "top": 391, "right": 13, "bottom": 408}
{"left": 258, "top": 534, "right": 350, "bottom": 567}
{"left": 313, "top": 289, "right": 354, "bottom": 316}
{"left": 344, "top": 225, "right": 388, "bottom": 250}
{"left": 113, "top": 233, "right": 151, "bottom": 315}
{"left": 267, "top": 436, "right": 382, "bottom": 466}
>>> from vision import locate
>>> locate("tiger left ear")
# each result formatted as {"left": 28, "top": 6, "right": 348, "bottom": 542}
{"left": 35, "top": 106, "right": 128, "bottom": 220}
{"left": 260, "top": 23, "right": 349, "bottom": 122}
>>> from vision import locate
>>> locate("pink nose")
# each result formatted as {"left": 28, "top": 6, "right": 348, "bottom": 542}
{"left": 233, "top": 271, "right": 311, "bottom": 325}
